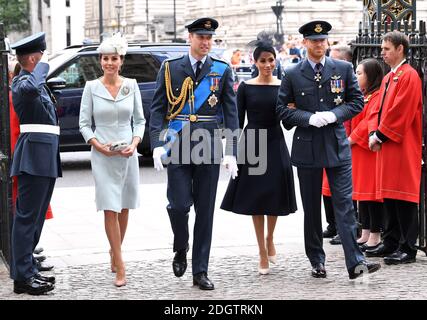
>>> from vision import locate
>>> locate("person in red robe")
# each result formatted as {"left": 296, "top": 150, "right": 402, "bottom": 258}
{"left": 366, "top": 30, "right": 422, "bottom": 264}
{"left": 349, "top": 58, "right": 384, "bottom": 251}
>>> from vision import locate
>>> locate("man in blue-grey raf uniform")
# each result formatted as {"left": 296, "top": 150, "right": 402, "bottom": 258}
{"left": 149, "top": 17, "right": 239, "bottom": 290}
{"left": 9, "top": 32, "right": 61, "bottom": 295}
{"left": 276, "top": 21, "right": 381, "bottom": 280}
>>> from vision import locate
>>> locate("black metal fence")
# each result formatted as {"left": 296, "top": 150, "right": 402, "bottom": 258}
{"left": 351, "top": 20, "right": 427, "bottom": 255}
{"left": 0, "top": 23, "right": 12, "bottom": 265}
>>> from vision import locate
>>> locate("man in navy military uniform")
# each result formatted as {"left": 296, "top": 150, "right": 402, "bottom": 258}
{"left": 9, "top": 32, "right": 61, "bottom": 295}
{"left": 149, "top": 17, "right": 238, "bottom": 290}
{"left": 276, "top": 21, "right": 381, "bottom": 279}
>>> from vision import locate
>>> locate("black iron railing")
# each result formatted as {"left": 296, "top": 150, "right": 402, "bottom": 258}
{"left": 351, "top": 20, "right": 427, "bottom": 254}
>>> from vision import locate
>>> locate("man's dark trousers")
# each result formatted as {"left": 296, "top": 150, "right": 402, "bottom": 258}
{"left": 167, "top": 163, "right": 220, "bottom": 275}
{"left": 298, "top": 164, "right": 365, "bottom": 270}
{"left": 10, "top": 174, "right": 56, "bottom": 281}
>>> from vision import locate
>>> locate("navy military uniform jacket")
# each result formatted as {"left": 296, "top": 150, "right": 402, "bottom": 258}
{"left": 10, "top": 62, "right": 62, "bottom": 178}
{"left": 276, "top": 57, "right": 363, "bottom": 168}
{"left": 149, "top": 54, "right": 238, "bottom": 163}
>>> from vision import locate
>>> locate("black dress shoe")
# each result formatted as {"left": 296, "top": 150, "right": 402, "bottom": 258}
{"left": 365, "top": 243, "right": 395, "bottom": 257}
{"left": 36, "top": 261, "right": 54, "bottom": 272}
{"left": 34, "top": 273, "right": 56, "bottom": 284}
{"left": 172, "top": 246, "right": 189, "bottom": 278}
{"left": 33, "top": 254, "right": 46, "bottom": 262}
{"left": 322, "top": 228, "right": 336, "bottom": 238}
{"left": 383, "top": 251, "right": 416, "bottom": 265}
{"left": 311, "top": 263, "right": 327, "bottom": 278}
{"left": 329, "top": 234, "right": 342, "bottom": 245}
{"left": 13, "top": 277, "right": 54, "bottom": 295}
{"left": 360, "top": 242, "right": 380, "bottom": 253}
{"left": 33, "top": 247, "right": 44, "bottom": 255}
{"left": 348, "top": 260, "right": 381, "bottom": 279}
{"left": 193, "top": 272, "right": 215, "bottom": 290}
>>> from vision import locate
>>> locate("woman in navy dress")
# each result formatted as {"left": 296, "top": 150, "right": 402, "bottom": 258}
{"left": 221, "top": 37, "right": 297, "bottom": 274}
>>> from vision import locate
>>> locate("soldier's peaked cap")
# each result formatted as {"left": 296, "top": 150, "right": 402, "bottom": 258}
{"left": 299, "top": 20, "right": 332, "bottom": 40}
{"left": 11, "top": 32, "right": 46, "bottom": 55}
{"left": 185, "top": 18, "right": 219, "bottom": 35}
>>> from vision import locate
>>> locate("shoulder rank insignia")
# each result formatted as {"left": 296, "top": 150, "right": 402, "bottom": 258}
{"left": 393, "top": 70, "right": 403, "bottom": 82}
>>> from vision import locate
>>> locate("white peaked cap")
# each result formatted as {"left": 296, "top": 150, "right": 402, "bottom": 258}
{"left": 97, "top": 33, "right": 128, "bottom": 56}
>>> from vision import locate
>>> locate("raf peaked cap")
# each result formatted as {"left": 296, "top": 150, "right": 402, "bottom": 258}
{"left": 185, "top": 17, "right": 219, "bottom": 35}
{"left": 11, "top": 32, "right": 46, "bottom": 55}
{"left": 299, "top": 20, "right": 332, "bottom": 40}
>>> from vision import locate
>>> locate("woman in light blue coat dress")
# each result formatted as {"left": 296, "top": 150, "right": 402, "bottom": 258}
{"left": 79, "top": 34, "right": 145, "bottom": 287}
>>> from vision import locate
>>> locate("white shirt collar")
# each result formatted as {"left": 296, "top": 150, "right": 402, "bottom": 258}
{"left": 391, "top": 58, "right": 406, "bottom": 73}
{"left": 307, "top": 56, "right": 326, "bottom": 71}
{"left": 189, "top": 53, "right": 207, "bottom": 68}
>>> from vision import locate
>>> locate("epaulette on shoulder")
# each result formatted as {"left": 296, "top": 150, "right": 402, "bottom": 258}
{"left": 211, "top": 56, "right": 228, "bottom": 64}
{"left": 165, "top": 55, "right": 184, "bottom": 63}
{"left": 17, "top": 75, "right": 30, "bottom": 82}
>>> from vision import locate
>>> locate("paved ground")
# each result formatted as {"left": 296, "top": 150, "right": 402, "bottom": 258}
{"left": 1, "top": 172, "right": 427, "bottom": 301}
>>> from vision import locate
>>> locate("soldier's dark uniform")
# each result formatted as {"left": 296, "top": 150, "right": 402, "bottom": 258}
{"left": 149, "top": 18, "right": 238, "bottom": 289}
{"left": 276, "top": 21, "right": 380, "bottom": 279}
{"left": 9, "top": 33, "right": 61, "bottom": 294}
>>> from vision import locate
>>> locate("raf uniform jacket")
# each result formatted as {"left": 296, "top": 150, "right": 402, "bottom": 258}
{"left": 276, "top": 57, "right": 364, "bottom": 168}
{"left": 149, "top": 54, "right": 238, "bottom": 163}
{"left": 10, "top": 62, "right": 62, "bottom": 178}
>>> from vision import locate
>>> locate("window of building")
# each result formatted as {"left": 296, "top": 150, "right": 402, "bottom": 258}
{"left": 66, "top": 0, "right": 70, "bottom": 7}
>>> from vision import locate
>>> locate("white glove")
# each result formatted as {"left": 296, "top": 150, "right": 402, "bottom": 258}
{"left": 309, "top": 113, "right": 328, "bottom": 128}
{"left": 40, "top": 51, "right": 49, "bottom": 63}
{"left": 369, "top": 132, "right": 383, "bottom": 144}
{"left": 316, "top": 111, "right": 337, "bottom": 124}
{"left": 223, "top": 155, "right": 238, "bottom": 179}
{"left": 153, "top": 147, "right": 167, "bottom": 171}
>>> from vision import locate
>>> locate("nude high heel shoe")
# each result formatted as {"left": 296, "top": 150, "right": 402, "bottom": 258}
{"left": 268, "top": 255, "right": 277, "bottom": 264}
{"left": 114, "top": 264, "right": 127, "bottom": 287}
{"left": 258, "top": 266, "right": 270, "bottom": 275}
{"left": 266, "top": 238, "right": 277, "bottom": 264}
{"left": 258, "top": 255, "right": 270, "bottom": 275}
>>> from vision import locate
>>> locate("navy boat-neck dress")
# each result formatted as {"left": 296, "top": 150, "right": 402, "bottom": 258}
{"left": 221, "top": 82, "right": 297, "bottom": 215}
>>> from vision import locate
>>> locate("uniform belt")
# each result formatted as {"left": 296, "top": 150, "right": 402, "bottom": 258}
{"left": 20, "top": 124, "right": 60, "bottom": 135}
{"left": 174, "top": 114, "right": 217, "bottom": 122}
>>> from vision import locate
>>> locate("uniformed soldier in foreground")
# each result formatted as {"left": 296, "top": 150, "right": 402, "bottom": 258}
{"left": 149, "top": 17, "right": 239, "bottom": 290}
{"left": 9, "top": 32, "right": 61, "bottom": 295}
{"left": 276, "top": 20, "right": 381, "bottom": 280}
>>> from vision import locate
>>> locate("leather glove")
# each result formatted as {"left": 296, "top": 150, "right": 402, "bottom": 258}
{"left": 309, "top": 113, "right": 328, "bottom": 128}
{"left": 153, "top": 147, "right": 167, "bottom": 171}
{"left": 222, "top": 155, "right": 238, "bottom": 179}
{"left": 316, "top": 111, "right": 337, "bottom": 124}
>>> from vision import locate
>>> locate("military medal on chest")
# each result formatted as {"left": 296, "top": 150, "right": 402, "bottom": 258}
{"left": 208, "top": 75, "right": 220, "bottom": 107}
{"left": 314, "top": 73, "right": 322, "bottom": 82}
{"left": 334, "top": 95, "right": 343, "bottom": 105}
{"left": 330, "top": 75, "right": 344, "bottom": 93}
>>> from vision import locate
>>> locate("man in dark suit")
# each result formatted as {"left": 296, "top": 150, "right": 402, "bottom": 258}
{"left": 9, "top": 32, "right": 61, "bottom": 295}
{"left": 276, "top": 20, "right": 381, "bottom": 279}
{"left": 149, "top": 17, "right": 239, "bottom": 290}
